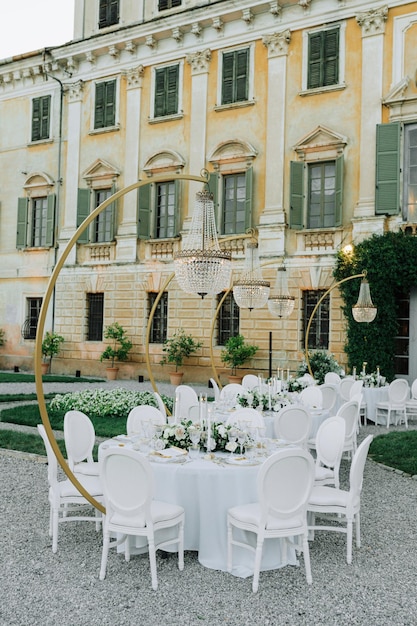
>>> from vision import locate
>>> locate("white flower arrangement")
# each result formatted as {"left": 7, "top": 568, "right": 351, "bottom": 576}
{"left": 160, "top": 419, "right": 251, "bottom": 452}
{"left": 357, "top": 372, "right": 386, "bottom": 388}
{"left": 236, "top": 389, "right": 290, "bottom": 412}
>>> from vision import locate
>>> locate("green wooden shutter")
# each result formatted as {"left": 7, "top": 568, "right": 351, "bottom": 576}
{"left": 173, "top": 180, "right": 180, "bottom": 236}
{"left": 109, "top": 0, "right": 119, "bottom": 24}
{"left": 104, "top": 80, "right": 116, "bottom": 127}
{"left": 235, "top": 49, "right": 249, "bottom": 102}
{"left": 166, "top": 66, "right": 179, "bottom": 115}
{"left": 323, "top": 29, "right": 339, "bottom": 86}
{"left": 221, "top": 52, "right": 234, "bottom": 105}
{"left": 308, "top": 33, "right": 322, "bottom": 89}
{"left": 99, "top": 0, "right": 107, "bottom": 27}
{"left": 45, "top": 194, "right": 56, "bottom": 247}
{"left": 94, "top": 83, "right": 105, "bottom": 129}
{"left": 77, "top": 188, "right": 91, "bottom": 243}
{"left": 334, "top": 155, "right": 343, "bottom": 227}
{"left": 16, "top": 197, "right": 28, "bottom": 248}
{"left": 108, "top": 184, "right": 117, "bottom": 241}
{"left": 289, "top": 161, "right": 304, "bottom": 229}
{"left": 138, "top": 183, "right": 151, "bottom": 238}
{"left": 244, "top": 167, "right": 253, "bottom": 230}
{"left": 207, "top": 173, "right": 219, "bottom": 216}
{"left": 31, "top": 98, "right": 41, "bottom": 141}
{"left": 40, "top": 96, "right": 51, "bottom": 139}
{"left": 154, "top": 68, "right": 167, "bottom": 117}
{"left": 375, "top": 123, "right": 401, "bottom": 215}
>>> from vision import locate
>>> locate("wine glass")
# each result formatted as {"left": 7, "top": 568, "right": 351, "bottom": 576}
{"left": 227, "top": 427, "right": 238, "bottom": 457}
{"left": 189, "top": 427, "right": 201, "bottom": 459}
{"left": 237, "top": 429, "right": 246, "bottom": 456}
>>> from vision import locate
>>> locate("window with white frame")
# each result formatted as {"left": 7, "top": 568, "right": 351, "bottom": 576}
{"left": 152, "top": 64, "right": 181, "bottom": 119}
{"left": 217, "top": 292, "right": 240, "bottom": 346}
{"left": 31, "top": 95, "right": 51, "bottom": 142}
{"left": 94, "top": 79, "right": 117, "bottom": 129}
{"left": 221, "top": 48, "right": 250, "bottom": 105}
{"left": 138, "top": 180, "right": 179, "bottom": 239}
{"left": 302, "top": 24, "right": 345, "bottom": 93}
{"left": 158, "top": 0, "right": 181, "bottom": 10}
{"left": 22, "top": 297, "right": 43, "bottom": 340}
{"left": 16, "top": 174, "right": 55, "bottom": 249}
{"left": 302, "top": 290, "right": 329, "bottom": 350}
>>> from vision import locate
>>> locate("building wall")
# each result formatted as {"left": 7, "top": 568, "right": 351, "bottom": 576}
{"left": 0, "top": 0, "right": 416, "bottom": 381}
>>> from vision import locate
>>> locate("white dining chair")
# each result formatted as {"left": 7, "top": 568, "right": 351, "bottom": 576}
{"left": 349, "top": 380, "right": 367, "bottom": 425}
{"left": 175, "top": 385, "right": 199, "bottom": 421}
{"left": 227, "top": 448, "right": 315, "bottom": 592}
{"left": 38, "top": 424, "right": 103, "bottom": 554}
{"left": 274, "top": 405, "right": 312, "bottom": 447}
{"left": 242, "top": 374, "right": 260, "bottom": 391}
{"left": 318, "top": 383, "right": 338, "bottom": 413}
{"left": 153, "top": 392, "right": 168, "bottom": 419}
{"left": 99, "top": 447, "right": 185, "bottom": 589}
{"left": 339, "top": 377, "right": 355, "bottom": 402}
{"left": 314, "top": 416, "right": 346, "bottom": 489}
{"left": 300, "top": 386, "right": 323, "bottom": 410}
{"left": 308, "top": 435, "right": 374, "bottom": 564}
{"left": 64, "top": 410, "right": 99, "bottom": 476}
{"left": 324, "top": 372, "right": 341, "bottom": 385}
{"left": 226, "top": 407, "right": 265, "bottom": 431}
{"left": 209, "top": 378, "right": 220, "bottom": 402}
{"left": 336, "top": 398, "right": 360, "bottom": 458}
{"left": 126, "top": 405, "right": 166, "bottom": 436}
{"left": 375, "top": 378, "right": 410, "bottom": 428}
{"left": 405, "top": 379, "right": 417, "bottom": 423}
{"left": 219, "top": 383, "right": 245, "bottom": 406}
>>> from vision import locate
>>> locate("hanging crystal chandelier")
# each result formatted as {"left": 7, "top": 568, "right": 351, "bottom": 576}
{"left": 267, "top": 264, "right": 295, "bottom": 318}
{"left": 232, "top": 241, "right": 270, "bottom": 311}
{"left": 173, "top": 188, "right": 232, "bottom": 298}
{"left": 352, "top": 277, "right": 377, "bottom": 323}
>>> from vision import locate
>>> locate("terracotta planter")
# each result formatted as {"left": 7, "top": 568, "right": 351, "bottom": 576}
{"left": 227, "top": 375, "right": 243, "bottom": 384}
{"left": 169, "top": 371, "right": 184, "bottom": 386}
{"left": 106, "top": 367, "right": 119, "bottom": 381}
{"left": 41, "top": 362, "right": 49, "bottom": 375}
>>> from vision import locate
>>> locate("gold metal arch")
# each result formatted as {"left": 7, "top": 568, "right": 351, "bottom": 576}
{"left": 35, "top": 173, "right": 209, "bottom": 513}
{"left": 304, "top": 273, "right": 367, "bottom": 378}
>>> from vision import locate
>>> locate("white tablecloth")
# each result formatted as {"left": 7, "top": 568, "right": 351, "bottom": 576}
{"left": 362, "top": 386, "right": 390, "bottom": 423}
{"left": 99, "top": 441, "right": 298, "bottom": 578}
{"left": 218, "top": 409, "right": 329, "bottom": 439}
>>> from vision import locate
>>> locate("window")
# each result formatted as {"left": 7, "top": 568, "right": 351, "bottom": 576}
{"left": 404, "top": 124, "right": 417, "bottom": 222}
{"left": 16, "top": 195, "right": 55, "bottom": 249}
{"left": 22, "top": 298, "right": 42, "bottom": 339}
{"left": 154, "top": 65, "right": 179, "bottom": 118}
{"left": 394, "top": 291, "right": 410, "bottom": 376}
{"left": 31, "top": 95, "right": 51, "bottom": 142}
{"left": 208, "top": 169, "right": 253, "bottom": 235}
{"left": 289, "top": 157, "right": 343, "bottom": 229}
{"left": 87, "top": 293, "right": 104, "bottom": 341}
{"left": 93, "top": 189, "right": 114, "bottom": 243}
{"left": 99, "top": 0, "right": 119, "bottom": 28}
{"left": 94, "top": 80, "right": 116, "bottom": 129}
{"left": 221, "top": 49, "right": 249, "bottom": 105}
{"left": 307, "top": 28, "right": 339, "bottom": 89}
{"left": 138, "top": 180, "right": 179, "bottom": 239}
{"left": 148, "top": 292, "right": 168, "bottom": 344}
{"left": 302, "top": 290, "right": 329, "bottom": 350}
{"left": 217, "top": 292, "right": 240, "bottom": 345}
{"left": 158, "top": 0, "right": 181, "bottom": 9}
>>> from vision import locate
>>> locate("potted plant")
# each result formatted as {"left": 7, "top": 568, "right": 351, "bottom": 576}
{"left": 220, "top": 334, "right": 259, "bottom": 383}
{"left": 41, "top": 331, "right": 65, "bottom": 375}
{"left": 160, "top": 328, "right": 203, "bottom": 385}
{"left": 100, "top": 322, "right": 133, "bottom": 380}
{"left": 296, "top": 350, "right": 342, "bottom": 385}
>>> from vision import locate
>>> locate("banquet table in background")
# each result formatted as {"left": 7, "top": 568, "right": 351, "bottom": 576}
{"left": 215, "top": 408, "right": 330, "bottom": 439}
{"left": 362, "top": 386, "right": 390, "bottom": 424}
{"left": 99, "top": 441, "right": 298, "bottom": 578}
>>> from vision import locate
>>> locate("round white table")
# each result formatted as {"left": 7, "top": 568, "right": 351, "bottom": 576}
{"left": 99, "top": 440, "right": 298, "bottom": 578}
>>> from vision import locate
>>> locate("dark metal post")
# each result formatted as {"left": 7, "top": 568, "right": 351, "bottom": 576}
{"left": 269, "top": 331, "right": 272, "bottom": 379}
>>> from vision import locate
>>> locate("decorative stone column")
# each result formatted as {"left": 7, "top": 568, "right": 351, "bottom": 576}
{"left": 354, "top": 6, "right": 388, "bottom": 224}
{"left": 116, "top": 66, "right": 144, "bottom": 262}
{"left": 260, "top": 30, "right": 291, "bottom": 256}
{"left": 185, "top": 49, "right": 211, "bottom": 222}
{"left": 59, "top": 80, "right": 84, "bottom": 264}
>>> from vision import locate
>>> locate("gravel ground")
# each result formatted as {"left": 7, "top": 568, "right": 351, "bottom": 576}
{"left": 1, "top": 380, "right": 416, "bottom": 625}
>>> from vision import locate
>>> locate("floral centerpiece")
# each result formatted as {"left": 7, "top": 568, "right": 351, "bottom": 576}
{"left": 357, "top": 371, "right": 386, "bottom": 388}
{"left": 236, "top": 389, "right": 290, "bottom": 412}
{"left": 286, "top": 377, "right": 308, "bottom": 393}
{"left": 159, "top": 419, "right": 250, "bottom": 453}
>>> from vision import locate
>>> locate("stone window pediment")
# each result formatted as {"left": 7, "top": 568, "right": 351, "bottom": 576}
{"left": 208, "top": 139, "right": 258, "bottom": 172}
{"left": 23, "top": 172, "right": 54, "bottom": 197}
{"left": 82, "top": 158, "right": 120, "bottom": 188}
{"left": 142, "top": 150, "right": 185, "bottom": 177}
{"left": 294, "top": 125, "right": 348, "bottom": 161}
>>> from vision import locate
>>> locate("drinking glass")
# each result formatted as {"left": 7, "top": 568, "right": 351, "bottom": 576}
{"left": 189, "top": 427, "right": 201, "bottom": 459}
{"left": 237, "top": 430, "right": 246, "bottom": 456}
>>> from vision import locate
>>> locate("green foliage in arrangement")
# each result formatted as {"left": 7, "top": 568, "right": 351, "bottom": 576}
{"left": 334, "top": 231, "right": 417, "bottom": 382}
{"left": 297, "top": 351, "right": 342, "bottom": 385}
{"left": 100, "top": 322, "right": 133, "bottom": 368}
{"left": 0, "top": 328, "right": 5, "bottom": 347}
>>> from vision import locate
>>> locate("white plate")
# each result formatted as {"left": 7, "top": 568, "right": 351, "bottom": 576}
{"left": 148, "top": 452, "right": 188, "bottom": 464}
{"left": 224, "top": 456, "right": 261, "bottom": 466}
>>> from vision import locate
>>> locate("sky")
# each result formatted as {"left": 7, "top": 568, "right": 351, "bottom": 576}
{"left": 0, "top": 0, "right": 75, "bottom": 60}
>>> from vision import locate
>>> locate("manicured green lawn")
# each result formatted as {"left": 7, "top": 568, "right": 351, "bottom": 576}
{"left": 368, "top": 430, "right": 417, "bottom": 476}
{"left": 0, "top": 372, "right": 104, "bottom": 383}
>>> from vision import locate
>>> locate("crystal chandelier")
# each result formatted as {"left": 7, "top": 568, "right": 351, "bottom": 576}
{"left": 232, "top": 242, "right": 270, "bottom": 311}
{"left": 268, "top": 264, "right": 295, "bottom": 318}
{"left": 173, "top": 189, "right": 232, "bottom": 298}
{"left": 352, "top": 278, "right": 377, "bottom": 323}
